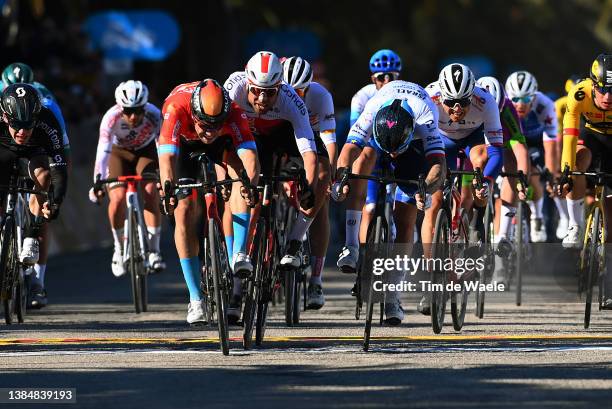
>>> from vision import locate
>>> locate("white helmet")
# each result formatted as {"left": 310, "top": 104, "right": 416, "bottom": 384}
{"left": 438, "top": 63, "right": 475, "bottom": 100}
{"left": 282, "top": 56, "right": 313, "bottom": 90}
{"left": 115, "top": 80, "right": 148, "bottom": 108}
{"left": 505, "top": 71, "right": 538, "bottom": 99}
{"left": 477, "top": 76, "right": 505, "bottom": 111}
{"left": 245, "top": 51, "right": 283, "bottom": 87}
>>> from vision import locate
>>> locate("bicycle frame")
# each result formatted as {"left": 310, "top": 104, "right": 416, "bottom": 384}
{"left": 581, "top": 183, "right": 606, "bottom": 271}
{"left": 123, "top": 177, "right": 150, "bottom": 270}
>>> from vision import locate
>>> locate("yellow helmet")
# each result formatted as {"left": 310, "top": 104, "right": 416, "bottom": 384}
{"left": 564, "top": 75, "right": 582, "bottom": 93}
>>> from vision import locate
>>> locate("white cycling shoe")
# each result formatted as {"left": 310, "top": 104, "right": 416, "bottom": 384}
{"left": 20, "top": 237, "right": 39, "bottom": 265}
{"left": 187, "top": 300, "right": 207, "bottom": 325}
{"left": 337, "top": 246, "right": 358, "bottom": 273}
{"left": 111, "top": 248, "right": 126, "bottom": 278}
{"left": 233, "top": 252, "right": 253, "bottom": 278}
{"left": 530, "top": 218, "right": 547, "bottom": 243}
{"left": 148, "top": 252, "right": 166, "bottom": 273}
{"left": 556, "top": 218, "right": 569, "bottom": 241}
{"left": 562, "top": 224, "right": 583, "bottom": 249}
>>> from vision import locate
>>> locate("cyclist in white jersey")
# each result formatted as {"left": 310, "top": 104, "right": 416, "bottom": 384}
{"left": 333, "top": 80, "right": 446, "bottom": 324}
{"left": 89, "top": 81, "right": 165, "bottom": 277}
{"left": 224, "top": 51, "right": 319, "bottom": 323}
{"left": 337, "top": 49, "right": 404, "bottom": 271}
{"left": 282, "top": 56, "right": 337, "bottom": 309}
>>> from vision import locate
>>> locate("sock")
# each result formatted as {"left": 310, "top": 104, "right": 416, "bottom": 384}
{"left": 31, "top": 264, "right": 46, "bottom": 287}
{"left": 179, "top": 257, "right": 202, "bottom": 301}
{"left": 147, "top": 226, "right": 161, "bottom": 253}
{"left": 345, "top": 210, "right": 362, "bottom": 248}
{"left": 232, "top": 213, "right": 250, "bottom": 256}
{"left": 112, "top": 228, "right": 124, "bottom": 252}
{"left": 534, "top": 197, "right": 544, "bottom": 219}
{"left": 233, "top": 276, "right": 242, "bottom": 297}
{"left": 553, "top": 196, "right": 569, "bottom": 221}
{"left": 288, "top": 214, "right": 314, "bottom": 242}
{"left": 498, "top": 204, "right": 516, "bottom": 240}
{"left": 309, "top": 256, "right": 325, "bottom": 286}
{"left": 567, "top": 198, "right": 584, "bottom": 227}
{"left": 225, "top": 235, "right": 234, "bottom": 264}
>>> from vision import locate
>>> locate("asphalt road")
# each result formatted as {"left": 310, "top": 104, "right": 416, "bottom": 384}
{"left": 0, "top": 242, "right": 611, "bottom": 409}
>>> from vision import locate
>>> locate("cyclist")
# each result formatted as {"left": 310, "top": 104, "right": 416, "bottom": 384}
{"left": 0, "top": 84, "right": 68, "bottom": 294}
{"left": 505, "top": 70, "right": 557, "bottom": 243}
{"left": 558, "top": 53, "right": 612, "bottom": 308}
{"left": 337, "top": 49, "right": 402, "bottom": 271}
{"left": 333, "top": 80, "right": 446, "bottom": 324}
{"left": 282, "top": 56, "right": 337, "bottom": 309}
{"left": 224, "top": 51, "right": 317, "bottom": 323}
{"left": 158, "top": 78, "right": 259, "bottom": 324}
{"left": 88, "top": 81, "right": 166, "bottom": 277}
{"left": 476, "top": 76, "right": 529, "bottom": 284}
{"left": 1, "top": 62, "right": 70, "bottom": 308}
{"left": 553, "top": 75, "right": 582, "bottom": 239}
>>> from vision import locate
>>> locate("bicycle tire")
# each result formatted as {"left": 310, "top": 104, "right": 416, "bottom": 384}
{"left": 451, "top": 209, "right": 470, "bottom": 331}
{"left": 243, "top": 219, "right": 265, "bottom": 349}
{"left": 256, "top": 220, "right": 276, "bottom": 346}
{"left": 584, "top": 207, "right": 601, "bottom": 329}
{"left": 15, "top": 268, "right": 26, "bottom": 323}
{"left": 475, "top": 199, "right": 493, "bottom": 319}
{"left": 209, "top": 220, "right": 230, "bottom": 355}
{"left": 1, "top": 217, "right": 17, "bottom": 325}
{"left": 128, "top": 209, "right": 141, "bottom": 314}
{"left": 515, "top": 201, "right": 524, "bottom": 306}
{"left": 363, "top": 215, "right": 387, "bottom": 352}
{"left": 431, "top": 208, "right": 449, "bottom": 334}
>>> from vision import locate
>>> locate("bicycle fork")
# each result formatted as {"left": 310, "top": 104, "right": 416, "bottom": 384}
{"left": 123, "top": 185, "right": 149, "bottom": 269}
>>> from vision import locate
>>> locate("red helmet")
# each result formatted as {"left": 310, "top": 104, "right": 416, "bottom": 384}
{"left": 190, "top": 78, "right": 231, "bottom": 126}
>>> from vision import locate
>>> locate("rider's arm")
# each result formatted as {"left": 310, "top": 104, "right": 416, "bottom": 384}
{"left": 44, "top": 113, "right": 68, "bottom": 205}
{"left": 158, "top": 104, "right": 181, "bottom": 186}
{"left": 501, "top": 102, "right": 529, "bottom": 175}
{"left": 337, "top": 96, "right": 378, "bottom": 174}
{"left": 541, "top": 96, "right": 559, "bottom": 175}
{"left": 481, "top": 97, "right": 504, "bottom": 180}
{"left": 561, "top": 87, "right": 582, "bottom": 171}
{"left": 231, "top": 106, "right": 260, "bottom": 184}
{"left": 93, "top": 107, "right": 117, "bottom": 182}
{"left": 317, "top": 87, "right": 338, "bottom": 174}
{"left": 286, "top": 91, "right": 318, "bottom": 187}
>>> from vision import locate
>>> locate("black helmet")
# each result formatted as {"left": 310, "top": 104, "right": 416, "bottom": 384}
{"left": 372, "top": 99, "right": 415, "bottom": 155}
{"left": 2, "top": 62, "right": 34, "bottom": 85}
{"left": 590, "top": 53, "right": 612, "bottom": 92}
{"left": 1, "top": 83, "right": 41, "bottom": 130}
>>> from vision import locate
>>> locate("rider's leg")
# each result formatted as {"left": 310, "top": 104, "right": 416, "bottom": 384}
{"left": 496, "top": 150, "right": 518, "bottom": 242}
{"left": 174, "top": 193, "right": 203, "bottom": 301}
{"left": 308, "top": 155, "right": 331, "bottom": 285}
{"left": 564, "top": 145, "right": 591, "bottom": 247}
{"left": 345, "top": 146, "right": 377, "bottom": 247}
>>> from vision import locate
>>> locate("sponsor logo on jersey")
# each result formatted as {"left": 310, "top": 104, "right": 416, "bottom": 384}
{"left": 37, "top": 121, "right": 61, "bottom": 151}
{"left": 281, "top": 85, "right": 307, "bottom": 115}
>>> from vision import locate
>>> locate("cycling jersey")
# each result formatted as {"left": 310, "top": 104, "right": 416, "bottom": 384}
{"left": 518, "top": 91, "right": 556, "bottom": 144}
{"left": 426, "top": 82, "right": 503, "bottom": 146}
{"left": 302, "top": 81, "right": 336, "bottom": 145}
{"left": 554, "top": 95, "right": 568, "bottom": 139}
{"left": 561, "top": 79, "right": 612, "bottom": 170}
{"left": 347, "top": 80, "right": 445, "bottom": 158}
{"left": 224, "top": 71, "right": 316, "bottom": 154}
{"left": 350, "top": 83, "right": 377, "bottom": 126}
{"left": 500, "top": 97, "right": 526, "bottom": 148}
{"left": 159, "top": 81, "right": 256, "bottom": 156}
{"left": 94, "top": 102, "right": 161, "bottom": 181}
{"left": 0, "top": 106, "right": 68, "bottom": 203}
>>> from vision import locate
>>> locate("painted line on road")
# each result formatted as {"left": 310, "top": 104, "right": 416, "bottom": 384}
{"left": 1, "top": 334, "right": 611, "bottom": 347}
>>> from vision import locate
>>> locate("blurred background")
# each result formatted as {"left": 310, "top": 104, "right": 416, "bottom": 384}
{"left": 1, "top": 0, "right": 610, "bottom": 254}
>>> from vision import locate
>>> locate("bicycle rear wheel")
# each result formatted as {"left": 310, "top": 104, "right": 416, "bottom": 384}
{"left": 209, "top": 220, "right": 230, "bottom": 355}
{"left": 475, "top": 200, "right": 494, "bottom": 319}
{"left": 243, "top": 219, "right": 265, "bottom": 349}
{"left": 451, "top": 209, "right": 470, "bottom": 331}
{"left": 515, "top": 201, "right": 525, "bottom": 306}
{"left": 431, "top": 208, "right": 449, "bottom": 334}
{"left": 584, "top": 207, "right": 602, "bottom": 329}
{"left": 363, "top": 215, "right": 387, "bottom": 352}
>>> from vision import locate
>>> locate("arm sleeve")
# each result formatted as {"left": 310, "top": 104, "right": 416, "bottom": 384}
{"left": 346, "top": 97, "right": 377, "bottom": 149}
{"left": 350, "top": 89, "right": 367, "bottom": 127}
{"left": 414, "top": 97, "right": 445, "bottom": 158}
{"left": 288, "top": 102, "right": 316, "bottom": 154}
{"left": 541, "top": 99, "right": 558, "bottom": 142}
{"left": 93, "top": 109, "right": 114, "bottom": 181}
{"left": 484, "top": 144, "right": 503, "bottom": 179}
{"left": 561, "top": 93, "right": 582, "bottom": 170}
{"left": 44, "top": 115, "right": 68, "bottom": 204}
{"left": 482, "top": 100, "right": 504, "bottom": 146}
{"left": 158, "top": 104, "right": 182, "bottom": 155}
{"left": 230, "top": 109, "right": 257, "bottom": 154}
{"left": 318, "top": 90, "right": 336, "bottom": 144}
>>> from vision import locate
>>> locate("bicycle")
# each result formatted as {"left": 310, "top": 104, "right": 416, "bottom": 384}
{"left": 93, "top": 174, "right": 160, "bottom": 314}
{"left": 0, "top": 163, "right": 54, "bottom": 324}
{"left": 560, "top": 167, "right": 611, "bottom": 328}
{"left": 167, "top": 152, "right": 254, "bottom": 355}
{"left": 336, "top": 161, "right": 426, "bottom": 351}
{"left": 243, "top": 167, "right": 307, "bottom": 348}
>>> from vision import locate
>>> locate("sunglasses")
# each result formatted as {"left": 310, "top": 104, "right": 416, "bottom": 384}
{"left": 123, "top": 106, "right": 145, "bottom": 116}
{"left": 511, "top": 95, "right": 534, "bottom": 104}
{"left": 373, "top": 72, "right": 399, "bottom": 82}
{"left": 593, "top": 84, "right": 612, "bottom": 95}
{"left": 443, "top": 97, "right": 471, "bottom": 108}
{"left": 8, "top": 119, "right": 36, "bottom": 130}
{"left": 195, "top": 118, "right": 223, "bottom": 131}
{"left": 249, "top": 85, "right": 279, "bottom": 98}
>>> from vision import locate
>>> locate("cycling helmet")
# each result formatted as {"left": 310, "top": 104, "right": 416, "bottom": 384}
{"left": 477, "top": 76, "right": 505, "bottom": 112}
{"left": 190, "top": 78, "right": 231, "bottom": 126}
{"left": 245, "top": 51, "right": 283, "bottom": 87}
{"left": 372, "top": 99, "right": 415, "bottom": 155}
{"left": 369, "top": 49, "right": 402, "bottom": 73}
{"left": 505, "top": 71, "right": 538, "bottom": 99}
{"left": 115, "top": 80, "right": 149, "bottom": 108}
{"left": 1, "top": 83, "right": 41, "bottom": 129}
{"left": 565, "top": 74, "right": 582, "bottom": 93}
{"left": 438, "top": 63, "right": 475, "bottom": 100}
{"left": 282, "top": 56, "right": 313, "bottom": 90}
{"left": 590, "top": 53, "right": 612, "bottom": 90}
{"left": 2, "top": 63, "right": 34, "bottom": 85}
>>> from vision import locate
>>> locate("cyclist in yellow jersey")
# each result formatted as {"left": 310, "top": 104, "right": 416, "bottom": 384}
{"left": 559, "top": 53, "right": 612, "bottom": 309}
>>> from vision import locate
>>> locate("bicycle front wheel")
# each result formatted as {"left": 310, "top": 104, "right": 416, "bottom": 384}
{"left": 128, "top": 209, "right": 142, "bottom": 314}
{"left": 1, "top": 217, "right": 18, "bottom": 325}
{"left": 451, "top": 209, "right": 470, "bottom": 331}
{"left": 431, "top": 208, "right": 449, "bottom": 334}
{"left": 363, "top": 215, "right": 388, "bottom": 352}
{"left": 584, "top": 207, "right": 602, "bottom": 329}
{"left": 515, "top": 201, "right": 525, "bottom": 306}
{"left": 209, "top": 220, "right": 230, "bottom": 355}
{"left": 243, "top": 219, "right": 265, "bottom": 349}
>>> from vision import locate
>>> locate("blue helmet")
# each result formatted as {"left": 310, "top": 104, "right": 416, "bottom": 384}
{"left": 372, "top": 99, "right": 415, "bottom": 155}
{"left": 369, "top": 49, "right": 402, "bottom": 73}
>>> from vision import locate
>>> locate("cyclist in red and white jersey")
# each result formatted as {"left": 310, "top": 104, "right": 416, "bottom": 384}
{"left": 89, "top": 81, "right": 165, "bottom": 277}
{"left": 282, "top": 56, "right": 337, "bottom": 309}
